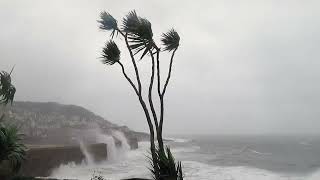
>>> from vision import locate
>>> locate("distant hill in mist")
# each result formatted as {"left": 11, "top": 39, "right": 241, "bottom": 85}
{"left": 0, "top": 101, "right": 148, "bottom": 146}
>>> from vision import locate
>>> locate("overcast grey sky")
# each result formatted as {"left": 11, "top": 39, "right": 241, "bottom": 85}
{"left": 0, "top": 0, "right": 319, "bottom": 134}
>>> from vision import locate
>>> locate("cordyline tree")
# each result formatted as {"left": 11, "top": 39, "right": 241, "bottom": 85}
{"left": 98, "top": 10, "right": 182, "bottom": 179}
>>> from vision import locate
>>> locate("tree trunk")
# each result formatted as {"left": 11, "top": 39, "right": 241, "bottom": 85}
{"left": 157, "top": 50, "right": 177, "bottom": 155}
{"left": 157, "top": 98, "right": 165, "bottom": 154}
{"left": 118, "top": 62, "right": 160, "bottom": 179}
{"left": 138, "top": 97, "right": 160, "bottom": 180}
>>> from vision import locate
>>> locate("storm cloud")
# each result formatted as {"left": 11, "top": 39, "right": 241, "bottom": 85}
{"left": 0, "top": 0, "right": 319, "bottom": 134}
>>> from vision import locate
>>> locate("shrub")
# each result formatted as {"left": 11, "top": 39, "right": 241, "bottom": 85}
{"left": 149, "top": 146, "right": 183, "bottom": 180}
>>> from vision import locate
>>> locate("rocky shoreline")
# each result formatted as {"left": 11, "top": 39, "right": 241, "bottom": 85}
{"left": 0, "top": 101, "right": 149, "bottom": 179}
{"left": 1, "top": 101, "right": 149, "bottom": 145}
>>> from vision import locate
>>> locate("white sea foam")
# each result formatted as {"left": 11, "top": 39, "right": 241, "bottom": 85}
{"left": 112, "top": 130, "right": 130, "bottom": 153}
{"left": 248, "top": 149, "right": 272, "bottom": 156}
{"left": 181, "top": 161, "right": 308, "bottom": 180}
{"left": 96, "top": 133, "right": 117, "bottom": 162}
{"left": 50, "top": 141, "right": 150, "bottom": 180}
{"left": 166, "top": 137, "right": 192, "bottom": 143}
{"left": 51, "top": 139, "right": 319, "bottom": 180}
{"left": 95, "top": 130, "right": 130, "bottom": 162}
{"left": 307, "top": 169, "right": 320, "bottom": 180}
{"left": 79, "top": 141, "right": 94, "bottom": 165}
{"left": 51, "top": 160, "right": 317, "bottom": 180}
{"left": 171, "top": 145, "right": 201, "bottom": 153}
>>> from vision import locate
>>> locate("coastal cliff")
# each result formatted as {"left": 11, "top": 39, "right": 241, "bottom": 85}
{"left": 0, "top": 101, "right": 148, "bottom": 149}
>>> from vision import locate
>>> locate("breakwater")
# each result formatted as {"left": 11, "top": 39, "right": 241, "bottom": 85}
{"left": 20, "top": 143, "right": 108, "bottom": 177}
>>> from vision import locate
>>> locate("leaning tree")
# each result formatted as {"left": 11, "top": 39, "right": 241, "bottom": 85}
{"left": 98, "top": 10, "right": 181, "bottom": 179}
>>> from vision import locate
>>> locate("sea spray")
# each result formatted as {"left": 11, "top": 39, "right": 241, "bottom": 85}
{"left": 79, "top": 141, "right": 94, "bottom": 165}
{"left": 50, "top": 129, "right": 140, "bottom": 180}
{"left": 77, "top": 128, "right": 131, "bottom": 162}
{"left": 95, "top": 130, "right": 131, "bottom": 161}
{"left": 112, "top": 130, "right": 130, "bottom": 151}
{"left": 96, "top": 134, "right": 117, "bottom": 162}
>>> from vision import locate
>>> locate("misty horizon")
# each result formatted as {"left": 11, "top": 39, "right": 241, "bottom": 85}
{"left": 1, "top": 0, "right": 319, "bottom": 135}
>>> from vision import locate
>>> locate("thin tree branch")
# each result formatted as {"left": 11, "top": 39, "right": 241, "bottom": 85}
{"left": 155, "top": 50, "right": 165, "bottom": 152}
{"left": 148, "top": 49, "right": 159, "bottom": 130}
{"left": 118, "top": 30, "right": 142, "bottom": 95}
{"left": 158, "top": 96, "right": 164, "bottom": 151}
{"left": 156, "top": 51, "right": 161, "bottom": 98}
{"left": 117, "top": 62, "right": 139, "bottom": 96}
{"left": 161, "top": 49, "right": 177, "bottom": 96}
{"left": 159, "top": 48, "right": 177, "bottom": 133}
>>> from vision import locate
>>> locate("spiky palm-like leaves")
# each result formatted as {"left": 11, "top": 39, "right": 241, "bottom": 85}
{"left": 98, "top": 11, "right": 118, "bottom": 38}
{"left": 123, "top": 10, "right": 155, "bottom": 59}
{"left": 0, "top": 69, "right": 25, "bottom": 174}
{"left": 161, "top": 29, "right": 180, "bottom": 52}
{"left": 149, "top": 146, "right": 183, "bottom": 180}
{"left": 0, "top": 71, "right": 16, "bottom": 105}
{"left": 101, "top": 41, "right": 121, "bottom": 65}
{"left": 0, "top": 124, "right": 26, "bottom": 172}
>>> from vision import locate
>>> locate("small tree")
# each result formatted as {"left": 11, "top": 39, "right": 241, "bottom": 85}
{"left": 98, "top": 10, "right": 181, "bottom": 179}
{"left": 0, "top": 69, "right": 26, "bottom": 179}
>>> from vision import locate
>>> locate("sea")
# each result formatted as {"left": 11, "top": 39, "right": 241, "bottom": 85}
{"left": 50, "top": 134, "right": 320, "bottom": 180}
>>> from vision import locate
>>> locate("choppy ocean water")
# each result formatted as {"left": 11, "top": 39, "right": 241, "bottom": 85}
{"left": 51, "top": 135, "right": 320, "bottom": 180}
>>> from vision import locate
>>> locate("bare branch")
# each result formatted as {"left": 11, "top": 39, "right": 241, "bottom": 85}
{"left": 148, "top": 50, "right": 159, "bottom": 130}
{"left": 118, "top": 30, "right": 142, "bottom": 95}
{"left": 162, "top": 49, "right": 177, "bottom": 96}
{"left": 159, "top": 49, "right": 177, "bottom": 134}
{"left": 156, "top": 51, "right": 161, "bottom": 97}
{"left": 117, "top": 62, "right": 139, "bottom": 96}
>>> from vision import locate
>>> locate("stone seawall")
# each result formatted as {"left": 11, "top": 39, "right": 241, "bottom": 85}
{"left": 20, "top": 143, "right": 108, "bottom": 177}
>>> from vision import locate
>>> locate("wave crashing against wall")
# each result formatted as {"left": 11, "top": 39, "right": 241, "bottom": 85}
{"left": 76, "top": 130, "right": 130, "bottom": 164}
{"left": 50, "top": 130, "right": 132, "bottom": 179}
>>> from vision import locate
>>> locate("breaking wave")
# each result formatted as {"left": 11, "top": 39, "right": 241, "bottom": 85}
{"left": 50, "top": 137, "right": 320, "bottom": 180}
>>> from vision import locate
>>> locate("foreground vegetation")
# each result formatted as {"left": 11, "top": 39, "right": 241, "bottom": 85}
{"left": 0, "top": 69, "right": 27, "bottom": 180}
